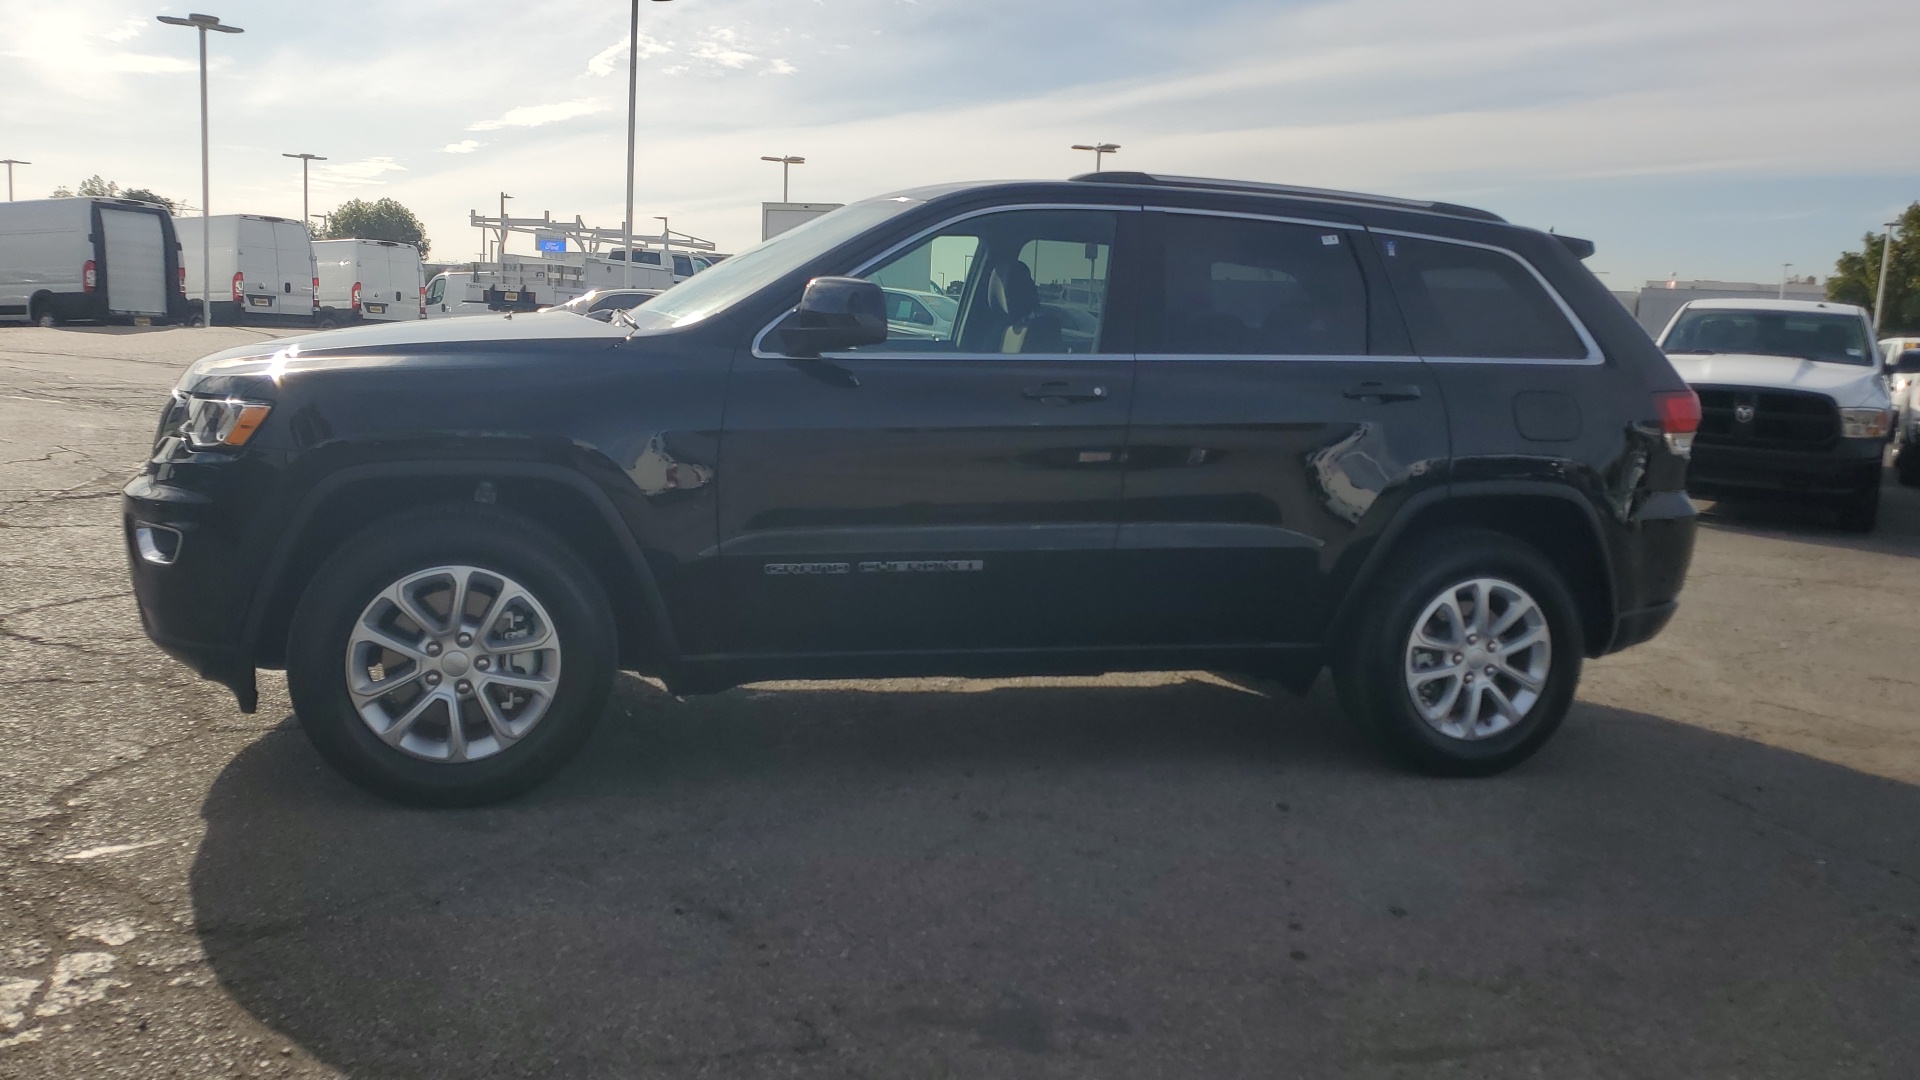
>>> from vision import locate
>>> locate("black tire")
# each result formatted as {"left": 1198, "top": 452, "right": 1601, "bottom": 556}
{"left": 1836, "top": 478, "right": 1881, "bottom": 533}
{"left": 31, "top": 299, "right": 56, "bottom": 328}
{"left": 1332, "top": 529, "right": 1584, "bottom": 777}
{"left": 1896, "top": 445, "right": 1920, "bottom": 488}
{"left": 315, "top": 315, "right": 338, "bottom": 330}
{"left": 286, "top": 504, "right": 617, "bottom": 806}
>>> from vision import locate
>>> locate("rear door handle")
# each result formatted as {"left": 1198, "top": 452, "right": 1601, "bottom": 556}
{"left": 1343, "top": 381, "right": 1423, "bottom": 403}
{"left": 1023, "top": 381, "right": 1110, "bottom": 404}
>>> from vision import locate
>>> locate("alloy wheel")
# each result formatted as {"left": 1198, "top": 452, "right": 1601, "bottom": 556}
{"left": 344, "top": 565, "right": 562, "bottom": 763}
{"left": 1402, "top": 576, "right": 1551, "bottom": 741}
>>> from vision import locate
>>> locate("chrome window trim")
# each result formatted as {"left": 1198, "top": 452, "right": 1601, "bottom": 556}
{"left": 1138, "top": 352, "right": 1419, "bottom": 364}
{"left": 1370, "top": 227, "right": 1605, "bottom": 366}
{"left": 750, "top": 202, "right": 1142, "bottom": 360}
{"left": 1143, "top": 205, "right": 1364, "bottom": 232}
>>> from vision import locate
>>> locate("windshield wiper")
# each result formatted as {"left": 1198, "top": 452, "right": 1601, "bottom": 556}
{"left": 609, "top": 307, "right": 640, "bottom": 336}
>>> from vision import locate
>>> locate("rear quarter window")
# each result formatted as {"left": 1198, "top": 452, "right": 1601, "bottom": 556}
{"left": 1377, "top": 235, "right": 1589, "bottom": 360}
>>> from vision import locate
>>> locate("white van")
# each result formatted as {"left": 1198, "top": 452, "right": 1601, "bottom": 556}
{"left": 0, "top": 196, "right": 189, "bottom": 326}
{"left": 174, "top": 214, "right": 317, "bottom": 328}
{"left": 313, "top": 238, "right": 423, "bottom": 323}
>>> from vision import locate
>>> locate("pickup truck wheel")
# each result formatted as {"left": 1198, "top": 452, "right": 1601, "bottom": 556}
{"left": 1896, "top": 446, "right": 1920, "bottom": 488}
{"left": 286, "top": 505, "right": 616, "bottom": 805}
{"left": 1333, "top": 530, "right": 1582, "bottom": 777}
{"left": 1836, "top": 479, "right": 1881, "bottom": 533}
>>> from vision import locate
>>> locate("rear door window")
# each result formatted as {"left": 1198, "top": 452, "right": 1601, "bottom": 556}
{"left": 1143, "top": 214, "right": 1368, "bottom": 355}
{"left": 1376, "top": 235, "right": 1589, "bottom": 360}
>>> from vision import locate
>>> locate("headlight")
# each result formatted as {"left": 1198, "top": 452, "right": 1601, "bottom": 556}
{"left": 1839, "top": 407, "right": 1892, "bottom": 440}
{"left": 183, "top": 395, "right": 273, "bottom": 449}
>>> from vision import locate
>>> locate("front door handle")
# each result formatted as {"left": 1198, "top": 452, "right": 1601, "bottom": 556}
{"left": 1343, "top": 381, "right": 1423, "bottom": 403}
{"left": 1023, "top": 381, "right": 1109, "bottom": 405}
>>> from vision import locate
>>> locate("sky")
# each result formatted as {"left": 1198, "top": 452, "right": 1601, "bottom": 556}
{"left": 2, "top": 0, "right": 1916, "bottom": 290}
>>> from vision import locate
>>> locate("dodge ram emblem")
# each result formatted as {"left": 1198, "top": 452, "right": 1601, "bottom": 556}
{"left": 1734, "top": 404, "right": 1755, "bottom": 423}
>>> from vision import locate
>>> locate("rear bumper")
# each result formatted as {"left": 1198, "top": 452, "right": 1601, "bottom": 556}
{"left": 1597, "top": 488, "right": 1696, "bottom": 656}
{"left": 1687, "top": 438, "right": 1884, "bottom": 499}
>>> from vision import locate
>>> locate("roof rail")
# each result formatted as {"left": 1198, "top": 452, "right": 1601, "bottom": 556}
{"left": 1067, "top": 171, "right": 1507, "bottom": 224}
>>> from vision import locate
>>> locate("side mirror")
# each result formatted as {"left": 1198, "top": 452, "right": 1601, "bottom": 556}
{"left": 1892, "top": 349, "right": 1920, "bottom": 375}
{"left": 776, "top": 277, "right": 887, "bottom": 358}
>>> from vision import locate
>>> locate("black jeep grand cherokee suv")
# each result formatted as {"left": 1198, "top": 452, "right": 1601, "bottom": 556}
{"left": 125, "top": 173, "right": 1698, "bottom": 804}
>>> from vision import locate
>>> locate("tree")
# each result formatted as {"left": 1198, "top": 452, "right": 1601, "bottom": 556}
{"left": 1829, "top": 202, "right": 1920, "bottom": 335}
{"left": 50, "top": 175, "right": 177, "bottom": 210}
{"left": 323, "top": 198, "right": 430, "bottom": 258}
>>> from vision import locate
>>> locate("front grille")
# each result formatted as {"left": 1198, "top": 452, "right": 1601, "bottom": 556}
{"left": 1694, "top": 385, "right": 1838, "bottom": 451}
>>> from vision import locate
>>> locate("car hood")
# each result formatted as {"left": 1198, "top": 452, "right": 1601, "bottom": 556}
{"left": 1665, "top": 352, "right": 1888, "bottom": 408}
{"left": 179, "top": 311, "right": 629, "bottom": 384}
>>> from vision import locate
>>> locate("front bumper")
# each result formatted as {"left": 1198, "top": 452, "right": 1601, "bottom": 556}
{"left": 124, "top": 474, "right": 260, "bottom": 710}
{"left": 1686, "top": 437, "right": 1884, "bottom": 499}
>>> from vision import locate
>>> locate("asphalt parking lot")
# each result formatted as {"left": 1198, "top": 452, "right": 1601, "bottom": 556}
{"left": 1, "top": 326, "right": 1916, "bottom": 1079}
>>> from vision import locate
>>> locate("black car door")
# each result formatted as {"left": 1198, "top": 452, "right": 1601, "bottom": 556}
{"left": 1116, "top": 207, "right": 1450, "bottom": 645}
{"left": 718, "top": 206, "right": 1140, "bottom": 655}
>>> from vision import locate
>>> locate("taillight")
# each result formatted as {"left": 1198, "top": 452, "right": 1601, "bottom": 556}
{"left": 419, "top": 285, "right": 426, "bottom": 318}
{"left": 350, "top": 281, "right": 361, "bottom": 312}
{"left": 312, "top": 277, "right": 320, "bottom": 311}
{"left": 231, "top": 271, "right": 244, "bottom": 302}
{"left": 1653, "top": 389, "right": 1700, "bottom": 457}
{"left": 178, "top": 265, "right": 187, "bottom": 293}
{"left": 82, "top": 260, "right": 97, "bottom": 292}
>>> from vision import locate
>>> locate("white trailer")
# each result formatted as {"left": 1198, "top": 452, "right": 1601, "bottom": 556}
{"left": 174, "top": 214, "right": 318, "bottom": 328}
{"left": 424, "top": 250, "right": 710, "bottom": 318}
{"left": 314, "top": 238, "right": 424, "bottom": 323}
{"left": 0, "top": 197, "right": 188, "bottom": 326}
{"left": 762, "top": 201, "right": 843, "bottom": 241}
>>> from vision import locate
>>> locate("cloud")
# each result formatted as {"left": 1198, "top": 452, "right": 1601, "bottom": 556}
{"left": 442, "top": 140, "right": 482, "bottom": 154}
{"left": 689, "top": 29, "right": 756, "bottom": 70}
{"left": 587, "top": 33, "right": 672, "bottom": 76}
{"left": 101, "top": 17, "right": 145, "bottom": 43}
{"left": 316, "top": 157, "right": 408, "bottom": 186}
{"left": 468, "top": 99, "right": 605, "bottom": 132}
{"left": 765, "top": 58, "right": 798, "bottom": 76}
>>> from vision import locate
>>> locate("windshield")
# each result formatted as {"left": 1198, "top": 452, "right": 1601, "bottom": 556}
{"left": 629, "top": 198, "right": 923, "bottom": 329}
{"left": 1663, "top": 308, "right": 1873, "bottom": 365}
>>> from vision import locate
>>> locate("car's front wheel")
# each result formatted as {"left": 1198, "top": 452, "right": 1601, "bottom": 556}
{"left": 1334, "top": 530, "right": 1583, "bottom": 776}
{"left": 286, "top": 505, "right": 616, "bottom": 805}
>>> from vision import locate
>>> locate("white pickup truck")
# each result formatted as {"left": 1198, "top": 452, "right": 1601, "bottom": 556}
{"left": 1659, "top": 298, "right": 1891, "bottom": 531}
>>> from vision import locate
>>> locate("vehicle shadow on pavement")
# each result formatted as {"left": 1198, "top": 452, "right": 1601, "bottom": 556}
{"left": 190, "top": 676, "right": 1920, "bottom": 1079}
{"left": 1699, "top": 473, "right": 1920, "bottom": 558}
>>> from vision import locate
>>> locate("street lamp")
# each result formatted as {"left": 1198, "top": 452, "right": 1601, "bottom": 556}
{"left": 157, "top": 12, "right": 244, "bottom": 327}
{"left": 1874, "top": 220, "right": 1901, "bottom": 336}
{"left": 624, "top": 0, "right": 674, "bottom": 289}
{"left": 0, "top": 159, "right": 27, "bottom": 201}
{"left": 760, "top": 155, "right": 805, "bottom": 202}
{"left": 282, "top": 152, "right": 325, "bottom": 235}
{"left": 1779, "top": 263, "right": 1792, "bottom": 300}
{"left": 1071, "top": 142, "right": 1120, "bottom": 172}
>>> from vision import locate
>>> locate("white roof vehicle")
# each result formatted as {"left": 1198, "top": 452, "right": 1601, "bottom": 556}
{"left": 175, "top": 214, "right": 318, "bottom": 328}
{"left": 0, "top": 196, "right": 188, "bottom": 326}
{"left": 1658, "top": 298, "right": 1890, "bottom": 530}
{"left": 314, "top": 238, "right": 423, "bottom": 323}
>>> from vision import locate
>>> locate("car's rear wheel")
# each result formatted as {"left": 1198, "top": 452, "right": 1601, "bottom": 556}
{"left": 286, "top": 505, "right": 616, "bottom": 805}
{"left": 1334, "top": 530, "right": 1582, "bottom": 776}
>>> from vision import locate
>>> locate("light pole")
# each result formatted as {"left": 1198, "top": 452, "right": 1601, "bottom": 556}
{"left": 282, "top": 152, "right": 325, "bottom": 234}
{"left": 0, "top": 159, "right": 26, "bottom": 201}
{"left": 158, "top": 12, "right": 243, "bottom": 327}
{"left": 625, "top": 0, "right": 674, "bottom": 288}
{"left": 760, "top": 155, "right": 804, "bottom": 202}
{"left": 1779, "top": 263, "right": 1792, "bottom": 300}
{"left": 498, "top": 191, "right": 512, "bottom": 263}
{"left": 654, "top": 215, "right": 670, "bottom": 274}
{"left": 1874, "top": 220, "right": 1901, "bottom": 336}
{"left": 1071, "top": 142, "right": 1120, "bottom": 172}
